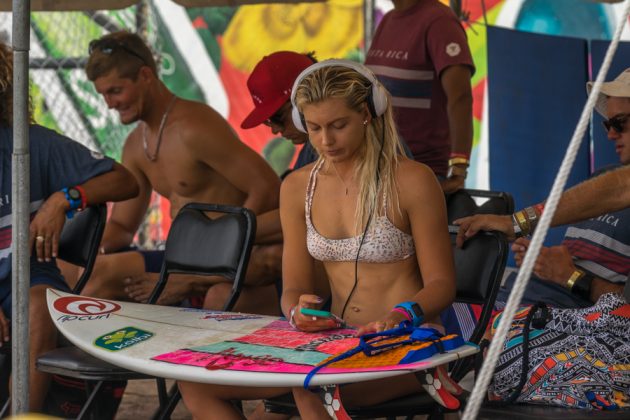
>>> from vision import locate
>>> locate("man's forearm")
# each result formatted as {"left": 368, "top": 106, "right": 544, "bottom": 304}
{"left": 242, "top": 184, "right": 280, "bottom": 216}
{"left": 101, "top": 221, "right": 135, "bottom": 252}
{"left": 590, "top": 276, "right": 624, "bottom": 303}
{"left": 447, "top": 91, "right": 473, "bottom": 157}
{"left": 81, "top": 163, "right": 139, "bottom": 205}
{"left": 255, "top": 209, "right": 283, "bottom": 244}
{"left": 553, "top": 166, "right": 630, "bottom": 226}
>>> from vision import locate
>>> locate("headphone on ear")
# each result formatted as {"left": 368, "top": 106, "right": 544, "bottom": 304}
{"left": 290, "top": 59, "right": 389, "bottom": 133}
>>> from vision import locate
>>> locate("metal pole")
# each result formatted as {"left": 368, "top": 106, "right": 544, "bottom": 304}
{"left": 11, "top": 0, "right": 31, "bottom": 414}
{"left": 363, "top": 0, "right": 375, "bottom": 55}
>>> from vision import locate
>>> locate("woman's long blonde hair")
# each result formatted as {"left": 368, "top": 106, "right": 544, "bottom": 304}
{"left": 294, "top": 64, "right": 404, "bottom": 232}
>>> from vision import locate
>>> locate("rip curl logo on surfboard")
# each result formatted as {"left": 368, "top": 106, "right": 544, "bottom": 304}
{"left": 54, "top": 296, "right": 121, "bottom": 316}
{"left": 94, "top": 327, "right": 154, "bottom": 351}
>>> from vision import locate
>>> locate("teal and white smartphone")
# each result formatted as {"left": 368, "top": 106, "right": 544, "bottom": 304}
{"left": 300, "top": 308, "right": 346, "bottom": 327}
{"left": 300, "top": 308, "right": 334, "bottom": 318}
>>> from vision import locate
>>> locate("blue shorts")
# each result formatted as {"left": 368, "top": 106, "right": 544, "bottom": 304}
{"left": 108, "top": 246, "right": 163, "bottom": 274}
{"left": 0, "top": 259, "right": 71, "bottom": 317}
{"left": 497, "top": 271, "right": 591, "bottom": 309}
{"left": 140, "top": 250, "right": 164, "bottom": 273}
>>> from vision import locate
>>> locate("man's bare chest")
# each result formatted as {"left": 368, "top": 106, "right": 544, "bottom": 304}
{"left": 140, "top": 151, "right": 213, "bottom": 199}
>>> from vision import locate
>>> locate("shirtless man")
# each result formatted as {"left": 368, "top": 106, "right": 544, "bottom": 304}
{"left": 80, "top": 31, "right": 281, "bottom": 314}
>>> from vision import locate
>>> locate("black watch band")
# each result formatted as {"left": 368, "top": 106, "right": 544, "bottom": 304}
{"left": 572, "top": 272, "right": 594, "bottom": 301}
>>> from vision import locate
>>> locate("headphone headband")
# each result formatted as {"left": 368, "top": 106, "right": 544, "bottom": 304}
{"left": 290, "top": 59, "right": 388, "bottom": 133}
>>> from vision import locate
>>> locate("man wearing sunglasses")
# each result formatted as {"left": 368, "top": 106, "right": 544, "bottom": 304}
{"left": 455, "top": 68, "right": 630, "bottom": 308}
{"left": 241, "top": 51, "right": 317, "bottom": 174}
{"left": 81, "top": 31, "right": 282, "bottom": 315}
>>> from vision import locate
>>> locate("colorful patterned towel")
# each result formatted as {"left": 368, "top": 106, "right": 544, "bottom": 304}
{"left": 489, "top": 293, "right": 630, "bottom": 410}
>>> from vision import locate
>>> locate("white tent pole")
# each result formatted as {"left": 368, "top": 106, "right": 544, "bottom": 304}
{"left": 363, "top": 0, "right": 375, "bottom": 54}
{"left": 11, "top": 0, "right": 31, "bottom": 414}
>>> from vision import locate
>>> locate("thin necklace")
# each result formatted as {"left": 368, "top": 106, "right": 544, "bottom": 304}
{"left": 143, "top": 94, "right": 177, "bottom": 161}
{"left": 331, "top": 163, "right": 351, "bottom": 196}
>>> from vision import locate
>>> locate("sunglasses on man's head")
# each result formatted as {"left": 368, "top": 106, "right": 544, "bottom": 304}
{"left": 602, "top": 113, "right": 630, "bottom": 134}
{"left": 88, "top": 39, "right": 147, "bottom": 65}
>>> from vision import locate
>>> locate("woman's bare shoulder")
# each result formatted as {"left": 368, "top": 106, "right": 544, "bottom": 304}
{"left": 281, "top": 162, "right": 315, "bottom": 200}
{"left": 395, "top": 158, "right": 438, "bottom": 186}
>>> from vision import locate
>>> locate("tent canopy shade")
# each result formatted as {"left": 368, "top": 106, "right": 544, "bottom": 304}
{"left": 0, "top": 0, "right": 324, "bottom": 12}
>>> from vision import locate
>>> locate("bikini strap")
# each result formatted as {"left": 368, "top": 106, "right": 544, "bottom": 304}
{"left": 381, "top": 187, "right": 388, "bottom": 215}
{"left": 305, "top": 159, "right": 324, "bottom": 219}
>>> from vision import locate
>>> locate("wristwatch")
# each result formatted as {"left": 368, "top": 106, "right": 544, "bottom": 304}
{"left": 62, "top": 187, "right": 82, "bottom": 218}
{"left": 394, "top": 301, "right": 424, "bottom": 327}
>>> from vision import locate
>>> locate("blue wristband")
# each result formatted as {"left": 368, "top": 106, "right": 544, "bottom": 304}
{"left": 394, "top": 301, "right": 424, "bottom": 327}
{"left": 61, "top": 187, "right": 81, "bottom": 219}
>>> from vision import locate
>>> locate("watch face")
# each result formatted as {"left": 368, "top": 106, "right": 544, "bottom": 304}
{"left": 68, "top": 188, "right": 81, "bottom": 200}
{"left": 411, "top": 303, "right": 423, "bottom": 317}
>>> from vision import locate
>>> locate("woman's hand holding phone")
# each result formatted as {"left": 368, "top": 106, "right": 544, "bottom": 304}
{"left": 300, "top": 308, "right": 346, "bottom": 328}
{"left": 290, "top": 294, "right": 345, "bottom": 331}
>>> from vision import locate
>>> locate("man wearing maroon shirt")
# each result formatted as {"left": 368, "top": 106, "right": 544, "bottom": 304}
{"left": 366, "top": 0, "right": 474, "bottom": 193}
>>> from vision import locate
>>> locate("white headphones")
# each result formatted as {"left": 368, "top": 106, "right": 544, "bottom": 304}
{"left": 289, "top": 59, "right": 389, "bottom": 133}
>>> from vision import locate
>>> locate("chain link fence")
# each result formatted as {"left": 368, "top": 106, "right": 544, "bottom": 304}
{"left": 0, "top": 1, "right": 170, "bottom": 248}
{"left": 1, "top": 0, "right": 366, "bottom": 248}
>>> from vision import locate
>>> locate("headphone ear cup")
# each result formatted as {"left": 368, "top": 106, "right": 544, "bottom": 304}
{"left": 371, "top": 84, "right": 388, "bottom": 117}
{"left": 291, "top": 105, "right": 307, "bottom": 133}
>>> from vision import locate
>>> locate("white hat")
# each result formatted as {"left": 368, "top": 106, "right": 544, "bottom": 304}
{"left": 586, "top": 68, "right": 630, "bottom": 117}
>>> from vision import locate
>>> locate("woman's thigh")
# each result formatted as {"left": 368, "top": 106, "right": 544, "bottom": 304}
{"left": 339, "top": 373, "right": 422, "bottom": 407}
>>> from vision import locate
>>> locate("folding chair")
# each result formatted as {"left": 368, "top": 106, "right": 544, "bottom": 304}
{"left": 36, "top": 203, "right": 256, "bottom": 420}
{"left": 60, "top": 204, "right": 108, "bottom": 295}
{"left": 264, "top": 226, "right": 509, "bottom": 419}
{"left": 0, "top": 204, "right": 107, "bottom": 416}
{"left": 446, "top": 188, "right": 514, "bottom": 223}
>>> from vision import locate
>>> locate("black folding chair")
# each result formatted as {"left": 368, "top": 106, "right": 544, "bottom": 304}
{"left": 60, "top": 204, "right": 108, "bottom": 295}
{"left": 0, "top": 204, "right": 107, "bottom": 416}
{"left": 265, "top": 226, "right": 509, "bottom": 418}
{"left": 36, "top": 203, "right": 256, "bottom": 420}
{"left": 446, "top": 188, "right": 514, "bottom": 223}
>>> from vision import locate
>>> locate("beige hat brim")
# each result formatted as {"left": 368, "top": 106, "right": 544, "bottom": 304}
{"left": 586, "top": 79, "right": 630, "bottom": 117}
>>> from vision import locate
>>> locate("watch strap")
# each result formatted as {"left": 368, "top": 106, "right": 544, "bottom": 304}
{"left": 74, "top": 185, "right": 87, "bottom": 210}
{"left": 61, "top": 187, "right": 81, "bottom": 219}
{"left": 394, "top": 301, "right": 424, "bottom": 327}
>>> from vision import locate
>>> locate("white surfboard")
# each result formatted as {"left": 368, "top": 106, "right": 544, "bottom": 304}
{"left": 47, "top": 289, "right": 478, "bottom": 387}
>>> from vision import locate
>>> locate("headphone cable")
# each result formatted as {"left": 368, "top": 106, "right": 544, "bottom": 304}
{"left": 340, "top": 117, "right": 386, "bottom": 319}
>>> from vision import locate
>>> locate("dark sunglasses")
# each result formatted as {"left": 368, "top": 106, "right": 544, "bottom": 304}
{"left": 264, "top": 103, "right": 291, "bottom": 128}
{"left": 602, "top": 113, "right": 630, "bottom": 134}
{"left": 88, "top": 39, "right": 147, "bottom": 65}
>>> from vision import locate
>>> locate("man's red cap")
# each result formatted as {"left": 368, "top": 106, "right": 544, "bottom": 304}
{"left": 241, "top": 51, "right": 314, "bottom": 129}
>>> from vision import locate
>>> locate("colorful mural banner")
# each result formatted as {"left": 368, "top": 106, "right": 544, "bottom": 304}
{"left": 8, "top": 0, "right": 627, "bottom": 243}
